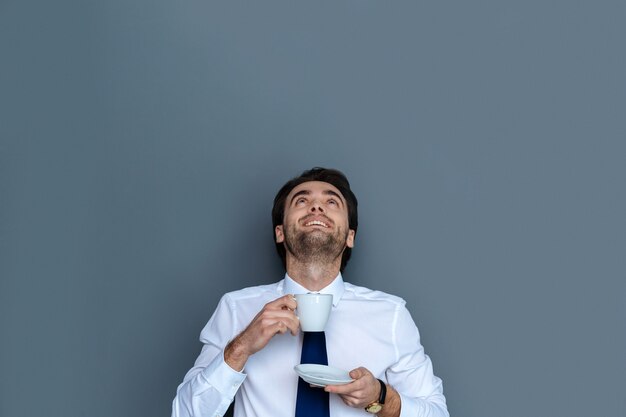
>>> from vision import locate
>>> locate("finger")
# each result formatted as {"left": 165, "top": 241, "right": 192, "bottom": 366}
{"left": 260, "top": 309, "right": 300, "bottom": 335}
{"left": 266, "top": 316, "right": 299, "bottom": 337}
{"left": 280, "top": 294, "right": 297, "bottom": 311}
{"left": 280, "top": 314, "right": 300, "bottom": 336}
{"left": 273, "top": 320, "right": 291, "bottom": 335}
{"left": 268, "top": 294, "right": 297, "bottom": 311}
{"left": 258, "top": 309, "right": 297, "bottom": 327}
{"left": 263, "top": 309, "right": 298, "bottom": 320}
{"left": 272, "top": 320, "right": 299, "bottom": 336}
{"left": 325, "top": 380, "right": 360, "bottom": 395}
{"left": 256, "top": 317, "right": 287, "bottom": 336}
{"left": 288, "top": 318, "right": 300, "bottom": 335}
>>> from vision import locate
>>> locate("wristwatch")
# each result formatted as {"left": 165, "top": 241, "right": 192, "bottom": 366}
{"left": 365, "top": 378, "right": 386, "bottom": 414}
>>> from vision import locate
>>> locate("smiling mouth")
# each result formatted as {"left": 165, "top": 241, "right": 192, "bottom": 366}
{"left": 304, "top": 220, "right": 330, "bottom": 228}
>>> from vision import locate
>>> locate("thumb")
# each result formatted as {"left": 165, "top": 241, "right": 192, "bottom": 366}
{"left": 349, "top": 367, "right": 367, "bottom": 379}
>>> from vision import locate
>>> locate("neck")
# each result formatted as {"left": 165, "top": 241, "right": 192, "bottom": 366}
{"left": 286, "top": 257, "right": 341, "bottom": 291}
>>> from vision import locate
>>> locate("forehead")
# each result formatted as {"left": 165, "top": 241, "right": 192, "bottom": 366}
{"left": 286, "top": 181, "right": 346, "bottom": 202}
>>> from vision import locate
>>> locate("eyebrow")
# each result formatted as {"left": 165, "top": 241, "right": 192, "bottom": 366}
{"left": 289, "top": 189, "right": 345, "bottom": 205}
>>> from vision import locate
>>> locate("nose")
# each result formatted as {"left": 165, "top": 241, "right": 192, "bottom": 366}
{"left": 309, "top": 200, "right": 324, "bottom": 213}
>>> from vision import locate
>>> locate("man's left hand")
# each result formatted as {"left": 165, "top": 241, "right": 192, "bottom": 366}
{"left": 324, "top": 367, "right": 380, "bottom": 408}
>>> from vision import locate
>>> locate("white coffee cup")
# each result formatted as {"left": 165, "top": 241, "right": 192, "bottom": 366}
{"left": 295, "top": 293, "right": 333, "bottom": 332}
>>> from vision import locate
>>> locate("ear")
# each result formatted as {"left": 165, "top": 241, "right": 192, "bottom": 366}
{"left": 275, "top": 225, "right": 285, "bottom": 243}
{"left": 346, "top": 229, "right": 355, "bottom": 248}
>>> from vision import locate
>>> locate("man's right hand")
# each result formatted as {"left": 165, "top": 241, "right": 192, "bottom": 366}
{"left": 224, "top": 294, "right": 299, "bottom": 371}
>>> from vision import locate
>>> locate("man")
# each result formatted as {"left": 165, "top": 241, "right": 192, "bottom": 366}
{"left": 172, "top": 168, "right": 449, "bottom": 417}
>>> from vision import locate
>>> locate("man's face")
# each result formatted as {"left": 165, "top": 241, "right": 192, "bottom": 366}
{"left": 275, "top": 181, "right": 355, "bottom": 264}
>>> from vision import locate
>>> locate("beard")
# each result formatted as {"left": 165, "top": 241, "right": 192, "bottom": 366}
{"left": 283, "top": 223, "right": 348, "bottom": 265}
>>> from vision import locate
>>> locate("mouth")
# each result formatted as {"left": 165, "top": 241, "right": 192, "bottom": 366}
{"left": 304, "top": 220, "right": 330, "bottom": 228}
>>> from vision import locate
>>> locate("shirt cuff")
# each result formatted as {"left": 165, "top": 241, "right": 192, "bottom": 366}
{"left": 398, "top": 392, "right": 416, "bottom": 417}
{"left": 397, "top": 392, "right": 449, "bottom": 417}
{"left": 199, "top": 351, "right": 247, "bottom": 398}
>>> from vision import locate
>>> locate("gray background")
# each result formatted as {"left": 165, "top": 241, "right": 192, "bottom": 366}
{"left": 1, "top": 1, "right": 624, "bottom": 417}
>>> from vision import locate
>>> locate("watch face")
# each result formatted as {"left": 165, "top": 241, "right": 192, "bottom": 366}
{"left": 366, "top": 403, "right": 383, "bottom": 414}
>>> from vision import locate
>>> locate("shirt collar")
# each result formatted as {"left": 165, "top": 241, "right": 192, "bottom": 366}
{"left": 282, "top": 272, "right": 344, "bottom": 307}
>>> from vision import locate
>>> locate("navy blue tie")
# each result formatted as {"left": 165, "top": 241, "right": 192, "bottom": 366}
{"left": 295, "top": 331, "right": 330, "bottom": 417}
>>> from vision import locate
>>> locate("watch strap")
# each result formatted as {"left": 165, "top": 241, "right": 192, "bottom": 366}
{"left": 365, "top": 379, "right": 387, "bottom": 414}
{"left": 377, "top": 378, "right": 387, "bottom": 404}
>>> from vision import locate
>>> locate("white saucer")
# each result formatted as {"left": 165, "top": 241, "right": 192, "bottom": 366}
{"left": 294, "top": 364, "right": 353, "bottom": 387}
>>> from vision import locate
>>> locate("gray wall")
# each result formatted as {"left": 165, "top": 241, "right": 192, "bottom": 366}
{"left": 1, "top": 1, "right": 624, "bottom": 417}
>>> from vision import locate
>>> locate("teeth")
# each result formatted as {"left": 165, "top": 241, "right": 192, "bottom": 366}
{"left": 306, "top": 220, "right": 328, "bottom": 227}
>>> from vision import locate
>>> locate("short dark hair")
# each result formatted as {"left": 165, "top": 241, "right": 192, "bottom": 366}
{"left": 272, "top": 167, "right": 359, "bottom": 272}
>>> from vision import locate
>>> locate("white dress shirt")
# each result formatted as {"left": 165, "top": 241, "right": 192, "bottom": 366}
{"left": 172, "top": 274, "right": 449, "bottom": 417}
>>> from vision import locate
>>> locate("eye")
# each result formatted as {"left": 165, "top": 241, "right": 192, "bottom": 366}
{"left": 295, "top": 197, "right": 307, "bottom": 205}
{"left": 327, "top": 199, "right": 338, "bottom": 206}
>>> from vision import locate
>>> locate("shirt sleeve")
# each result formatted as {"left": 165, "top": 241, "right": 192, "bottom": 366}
{"left": 172, "top": 294, "right": 247, "bottom": 417}
{"left": 387, "top": 304, "right": 450, "bottom": 417}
